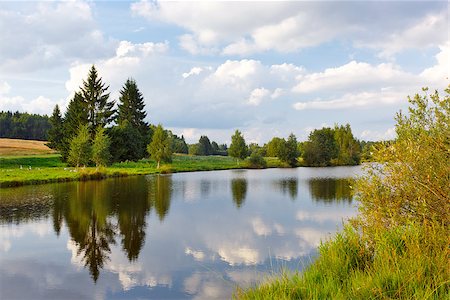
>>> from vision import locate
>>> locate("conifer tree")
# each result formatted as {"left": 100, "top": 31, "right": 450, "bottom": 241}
{"left": 61, "top": 92, "right": 88, "bottom": 161}
{"left": 47, "top": 104, "right": 64, "bottom": 151}
{"left": 117, "top": 78, "right": 148, "bottom": 134}
{"left": 80, "top": 65, "right": 115, "bottom": 133}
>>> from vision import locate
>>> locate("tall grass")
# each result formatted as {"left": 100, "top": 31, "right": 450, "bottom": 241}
{"left": 235, "top": 222, "right": 449, "bottom": 299}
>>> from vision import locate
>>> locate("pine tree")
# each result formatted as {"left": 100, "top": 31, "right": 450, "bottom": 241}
{"left": 80, "top": 65, "right": 115, "bottom": 133}
{"left": 229, "top": 130, "right": 248, "bottom": 164}
{"left": 61, "top": 92, "right": 88, "bottom": 161}
{"left": 92, "top": 127, "right": 111, "bottom": 167}
{"left": 147, "top": 124, "right": 172, "bottom": 169}
{"left": 68, "top": 124, "right": 91, "bottom": 168}
{"left": 117, "top": 78, "right": 148, "bottom": 134}
{"left": 47, "top": 104, "right": 64, "bottom": 151}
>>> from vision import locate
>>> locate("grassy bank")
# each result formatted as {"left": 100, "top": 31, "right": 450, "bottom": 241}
{"left": 0, "top": 154, "right": 285, "bottom": 188}
{"left": 235, "top": 222, "right": 449, "bottom": 299}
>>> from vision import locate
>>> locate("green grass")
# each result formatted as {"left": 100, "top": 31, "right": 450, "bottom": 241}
{"left": 0, "top": 154, "right": 285, "bottom": 188}
{"left": 235, "top": 222, "right": 449, "bottom": 300}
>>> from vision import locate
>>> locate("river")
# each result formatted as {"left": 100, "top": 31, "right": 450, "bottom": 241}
{"left": 0, "top": 166, "right": 362, "bottom": 299}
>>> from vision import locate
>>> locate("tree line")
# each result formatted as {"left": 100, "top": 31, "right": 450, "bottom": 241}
{"left": 42, "top": 65, "right": 375, "bottom": 168}
{"left": 0, "top": 111, "right": 51, "bottom": 141}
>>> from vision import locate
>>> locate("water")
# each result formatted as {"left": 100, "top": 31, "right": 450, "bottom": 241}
{"left": 0, "top": 166, "right": 362, "bottom": 299}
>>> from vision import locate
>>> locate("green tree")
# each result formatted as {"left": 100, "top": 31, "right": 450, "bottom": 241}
{"left": 47, "top": 104, "right": 64, "bottom": 151}
{"left": 198, "top": 135, "right": 213, "bottom": 155}
{"left": 188, "top": 143, "right": 200, "bottom": 155}
{"left": 109, "top": 121, "right": 144, "bottom": 162}
{"left": 68, "top": 124, "right": 91, "bottom": 168}
{"left": 80, "top": 65, "right": 115, "bottom": 133}
{"left": 356, "top": 86, "right": 450, "bottom": 233}
{"left": 211, "top": 141, "right": 219, "bottom": 154}
{"left": 265, "top": 137, "right": 285, "bottom": 157}
{"left": 147, "top": 124, "right": 172, "bottom": 169}
{"left": 229, "top": 130, "right": 248, "bottom": 164}
{"left": 302, "top": 127, "right": 338, "bottom": 166}
{"left": 92, "top": 127, "right": 111, "bottom": 167}
{"left": 61, "top": 92, "right": 88, "bottom": 161}
{"left": 116, "top": 78, "right": 148, "bottom": 135}
{"left": 170, "top": 133, "right": 188, "bottom": 154}
{"left": 333, "top": 124, "right": 361, "bottom": 165}
{"left": 279, "top": 133, "right": 300, "bottom": 167}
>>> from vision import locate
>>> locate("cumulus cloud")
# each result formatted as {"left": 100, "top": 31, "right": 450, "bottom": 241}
{"left": 247, "top": 88, "right": 270, "bottom": 106}
{"left": 0, "top": 1, "right": 115, "bottom": 72}
{"left": 131, "top": 1, "right": 447, "bottom": 56}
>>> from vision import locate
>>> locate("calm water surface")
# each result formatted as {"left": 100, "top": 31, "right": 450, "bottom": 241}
{"left": 0, "top": 166, "right": 362, "bottom": 299}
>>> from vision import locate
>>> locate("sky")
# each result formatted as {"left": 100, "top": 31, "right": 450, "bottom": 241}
{"left": 0, "top": 0, "right": 448, "bottom": 144}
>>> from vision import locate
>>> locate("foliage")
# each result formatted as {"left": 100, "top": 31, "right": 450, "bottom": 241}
{"left": 92, "top": 127, "right": 111, "bottom": 167}
{"left": 109, "top": 121, "right": 145, "bottom": 162}
{"left": 116, "top": 78, "right": 148, "bottom": 135}
{"left": 188, "top": 143, "right": 200, "bottom": 155}
{"left": 46, "top": 105, "right": 64, "bottom": 151}
{"left": 170, "top": 133, "right": 189, "bottom": 154}
{"left": 229, "top": 130, "right": 248, "bottom": 162}
{"left": 265, "top": 137, "right": 285, "bottom": 157}
{"left": 231, "top": 178, "right": 247, "bottom": 208}
{"left": 61, "top": 92, "right": 89, "bottom": 160}
{"left": 302, "top": 127, "right": 338, "bottom": 166}
{"left": 278, "top": 133, "right": 299, "bottom": 167}
{"left": 248, "top": 151, "right": 267, "bottom": 168}
{"left": 0, "top": 111, "right": 50, "bottom": 141}
{"left": 333, "top": 124, "right": 361, "bottom": 165}
{"left": 211, "top": 141, "right": 219, "bottom": 154}
{"left": 236, "top": 222, "right": 449, "bottom": 299}
{"left": 147, "top": 124, "right": 172, "bottom": 168}
{"left": 198, "top": 135, "right": 213, "bottom": 155}
{"left": 356, "top": 87, "right": 450, "bottom": 232}
{"left": 68, "top": 124, "right": 92, "bottom": 168}
{"left": 80, "top": 65, "right": 115, "bottom": 133}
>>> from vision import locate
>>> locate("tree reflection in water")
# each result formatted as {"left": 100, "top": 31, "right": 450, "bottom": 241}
{"left": 275, "top": 178, "right": 298, "bottom": 200}
{"left": 308, "top": 178, "right": 354, "bottom": 203}
{"left": 231, "top": 178, "right": 247, "bottom": 208}
{"left": 148, "top": 175, "right": 172, "bottom": 221}
{"left": 0, "top": 176, "right": 162, "bottom": 282}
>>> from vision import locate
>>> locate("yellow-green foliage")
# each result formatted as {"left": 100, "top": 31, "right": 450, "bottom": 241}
{"left": 356, "top": 87, "right": 449, "bottom": 232}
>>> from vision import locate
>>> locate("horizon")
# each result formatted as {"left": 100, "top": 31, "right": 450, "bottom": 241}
{"left": 0, "top": 0, "right": 448, "bottom": 144}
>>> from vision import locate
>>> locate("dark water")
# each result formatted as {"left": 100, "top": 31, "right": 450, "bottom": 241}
{"left": 0, "top": 166, "right": 362, "bottom": 299}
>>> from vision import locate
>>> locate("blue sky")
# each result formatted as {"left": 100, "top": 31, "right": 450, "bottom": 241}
{"left": 0, "top": 1, "right": 448, "bottom": 144}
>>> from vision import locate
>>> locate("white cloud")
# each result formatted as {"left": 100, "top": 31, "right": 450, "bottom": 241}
{"left": 247, "top": 88, "right": 270, "bottom": 106}
{"left": 131, "top": 1, "right": 446, "bottom": 56}
{"left": 420, "top": 42, "right": 450, "bottom": 84}
{"left": 293, "top": 61, "right": 415, "bottom": 94}
{"left": 182, "top": 67, "right": 204, "bottom": 79}
{"left": 361, "top": 127, "right": 396, "bottom": 141}
{"left": 0, "top": 1, "right": 115, "bottom": 72}
{"left": 0, "top": 81, "right": 11, "bottom": 94}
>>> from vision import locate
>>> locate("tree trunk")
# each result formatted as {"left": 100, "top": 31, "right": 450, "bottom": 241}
{"left": 157, "top": 160, "right": 160, "bottom": 169}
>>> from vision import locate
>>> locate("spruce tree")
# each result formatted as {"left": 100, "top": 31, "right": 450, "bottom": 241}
{"left": 117, "top": 78, "right": 148, "bottom": 134}
{"left": 61, "top": 92, "right": 88, "bottom": 161}
{"left": 47, "top": 104, "right": 64, "bottom": 151}
{"left": 80, "top": 65, "right": 115, "bottom": 133}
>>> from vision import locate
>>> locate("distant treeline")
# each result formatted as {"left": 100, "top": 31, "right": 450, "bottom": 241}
{"left": 0, "top": 111, "right": 51, "bottom": 141}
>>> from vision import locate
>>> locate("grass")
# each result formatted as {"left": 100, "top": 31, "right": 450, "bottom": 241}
{"left": 0, "top": 138, "right": 56, "bottom": 156}
{"left": 0, "top": 154, "right": 285, "bottom": 188}
{"left": 235, "top": 222, "right": 449, "bottom": 300}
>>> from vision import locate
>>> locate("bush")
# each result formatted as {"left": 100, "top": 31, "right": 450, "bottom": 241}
{"left": 248, "top": 151, "right": 267, "bottom": 168}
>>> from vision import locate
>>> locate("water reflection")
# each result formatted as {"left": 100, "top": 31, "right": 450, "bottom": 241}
{"left": 0, "top": 167, "right": 361, "bottom": 299}
{"left": 274, "top": 178, "right": 298, "bottom": 200}
{"left": 231, "top": 178, "right": 247, "bottom": 208}
{"left": 308, "top": 178, "right": 354, "bottom": 203}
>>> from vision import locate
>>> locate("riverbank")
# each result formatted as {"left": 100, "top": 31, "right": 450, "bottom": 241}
{"left": 0, "top": 154, "right": 286, "bottom": 188}
{"left": 235, "top": 222, "right": 449, "bottom": 299}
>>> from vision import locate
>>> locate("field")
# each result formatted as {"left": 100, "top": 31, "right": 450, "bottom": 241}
{"left": 0, "top": 139, "right": 285, "bottom": 188}
{"left": 0, "top": 138, "right": 56, "bottom": 156}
